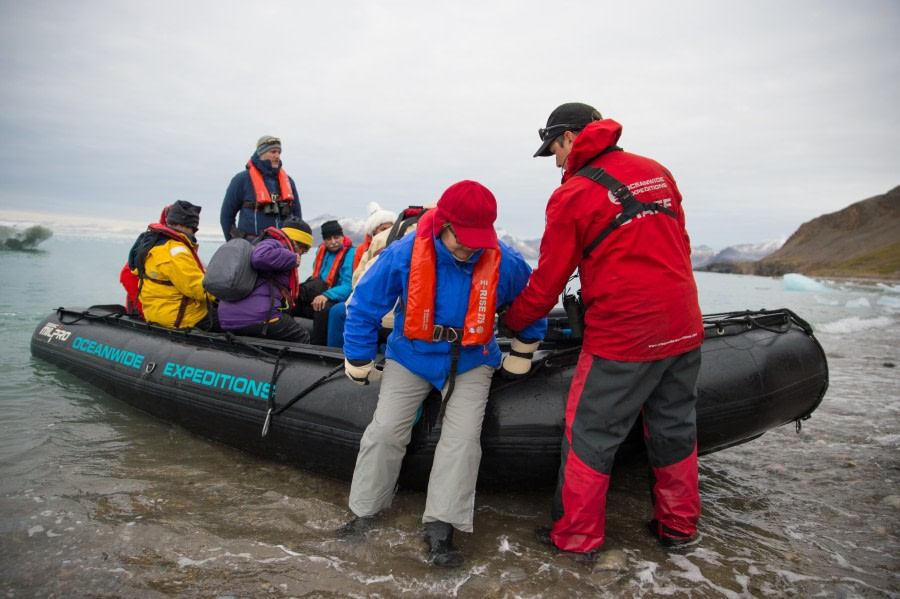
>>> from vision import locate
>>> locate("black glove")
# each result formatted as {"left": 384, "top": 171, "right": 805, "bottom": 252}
{"left": 496, "top": 305, "right": 518, "bottom": 339}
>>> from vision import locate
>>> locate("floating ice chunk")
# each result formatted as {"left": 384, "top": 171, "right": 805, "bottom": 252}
{"left": 783, "top": 273, "right": 827, "bottom": 292}
{"left": 27, "top": 525, "right": 44, "bottom": 537}
{"left": 814, "top": 295, "right": 840, "bottom": 306}
{"left": 877, "top": 295, "right": 900, "bottom": 309}
{"left": 818, "top": 316, "right": 894, "bottom": 334}
{"left": 845, "top": 298, "right": 871, "bottom": 308}
{"left": 877, "top": 283, "right": 900, "bottom": 294}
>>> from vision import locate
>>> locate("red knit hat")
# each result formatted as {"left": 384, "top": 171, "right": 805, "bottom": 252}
{"left": 432, "top": 180, "right": 498, "bottom": 249}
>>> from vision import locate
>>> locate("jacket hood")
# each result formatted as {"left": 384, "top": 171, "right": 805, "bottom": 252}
{"left": 563, "top": 119, "right": 623, "bottom": 181}
{"left": 249, "top": 154, "right": 281, "bottom": 175}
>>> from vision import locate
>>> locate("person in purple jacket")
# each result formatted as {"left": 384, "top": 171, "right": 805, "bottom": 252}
{"left": 217, "top": 217, "right": 313, "bottom": 343}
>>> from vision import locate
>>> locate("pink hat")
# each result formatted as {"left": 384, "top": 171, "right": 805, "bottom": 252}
{"left": 433, "top": 180, "right": 498, "bottom": 249}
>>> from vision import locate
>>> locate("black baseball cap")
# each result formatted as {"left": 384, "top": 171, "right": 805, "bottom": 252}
{"left": 534, "top": 102, "right": 603, "bottom": 157}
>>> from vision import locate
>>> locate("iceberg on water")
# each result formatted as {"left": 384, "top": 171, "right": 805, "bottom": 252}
{"left": 783, "top": 273, "right": 827, "bottom": 292}
{"left": 877, "top": 283, "right": 900, "bottom": 294}
{"left": 818, "top": 316, "right": 895, "bottom": 335}
{"left": 845, "top": 297, "right": 871, "bottom": 308}
{"left": 877, "top": 295, "right": 900, "bottom": 309}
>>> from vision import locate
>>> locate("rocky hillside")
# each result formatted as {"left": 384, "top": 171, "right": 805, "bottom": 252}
{"left": 704, "top": 186, "right": 900, "bottom": 279}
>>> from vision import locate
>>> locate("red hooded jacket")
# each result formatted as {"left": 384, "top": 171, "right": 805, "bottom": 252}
{"left": 505, "top": 119, "right": 703, "bottom": 361}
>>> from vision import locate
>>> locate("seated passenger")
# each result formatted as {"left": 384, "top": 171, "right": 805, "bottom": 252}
{"left": 327, "top": 205, "right": 423, "bottom": 348}
{"left": 292, "top": 220, "right": 355, "bottom": 345}
{"left": 217, "top": 218, "right": 313, "bottom": 343}
{"left": 120, "top": 205, "right": 170, "bottom": 318}
{"left": 352, "top": 202, "right": 397, "bottom": 271}
{"left": 127, "top": 200, "right": 218, "bottom": 330}
{"left": 326, "top": 203, "right": 397, "bottom": 347}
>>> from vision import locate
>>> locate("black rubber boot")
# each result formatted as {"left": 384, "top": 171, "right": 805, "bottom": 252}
{"left": 337, "top": 515, "right": 375, "bottom": 539}
{"left": 534, "top": 525, "right": 554, "bottom": 546}
{"left": 534, "top": 525, "right": 599, "bottom": 562}
{"left": 424, "top": 521, "right": 464, "bottom": 568}
{"left": 647, "top": 519, "right": 693, "bottom": 548}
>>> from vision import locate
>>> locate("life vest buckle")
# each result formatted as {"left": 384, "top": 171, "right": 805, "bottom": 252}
{"left": 432, "top": 325, "right": 462, "bottom": 344}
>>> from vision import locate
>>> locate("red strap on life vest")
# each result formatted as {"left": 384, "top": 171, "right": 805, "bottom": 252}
{"left": 246, "top": 161, "right": 295, "bottom": 205}
{"left": 353, "top": 236, "right": 372, "bottom": 271}
{"left": 311, "top": 235, "right": 353, "bottom": 288}
{"left": 146, "top": 224, "right": 205, "bottom": 272}
{"left": 404, "top": 233, "right": 500, "bottom": 346}
{"left": 259, "top": 227, "right": 300, "bottom": 301}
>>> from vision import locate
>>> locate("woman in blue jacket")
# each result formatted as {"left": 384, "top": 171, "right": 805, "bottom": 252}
{"left": 339, "top": 181, "right": 547, "bottom": 568}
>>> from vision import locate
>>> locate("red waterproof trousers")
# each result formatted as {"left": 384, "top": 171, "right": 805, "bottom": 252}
{"left": 549, "top": 348, "right": 702, "bottom": 553}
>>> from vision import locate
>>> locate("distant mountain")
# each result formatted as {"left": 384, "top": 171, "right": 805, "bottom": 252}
{"left": 692, "top": 239, "right": 785, "bottom": 269}
{"left": 306, "top": 214, "right": 368, "bottom": 245}
{"left": 702, "top": 185, "right": 900, "bottom": 279}
{"left": 305, "top": 214, "right": 545, "bottom": 259}
{"left": 306, "top": 214, "right": 782, "bottom": 270}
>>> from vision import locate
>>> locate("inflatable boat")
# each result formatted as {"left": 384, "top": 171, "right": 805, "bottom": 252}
{"left": 30, "top": 306, "right": 828, "bottom": 491}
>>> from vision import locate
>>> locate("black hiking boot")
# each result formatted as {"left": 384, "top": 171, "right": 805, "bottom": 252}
{"left": 424, "top": 521, "right": 464, "bottom": 568}
{"left": 647, "top": 519, "right": 694, "bottom": 548}
{"left": 534, "top": 525, "right": 554, "bottom": 546}
{"left": 533, "top": 525, "right": 599, "bottom": 562}
{"left": 337, "top": 515, "right": 375, "bottom": 539}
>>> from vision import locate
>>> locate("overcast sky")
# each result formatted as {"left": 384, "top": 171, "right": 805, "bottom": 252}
{"left": 1, "top": 0, "right": 897, "bottom": 248}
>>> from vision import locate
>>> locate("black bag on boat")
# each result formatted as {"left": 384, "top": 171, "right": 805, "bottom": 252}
{"left": 298, "top": 277, "right": 328, "bottom": 304}
{"left": 202, "top": 238, "right": 259, "bottom": 302}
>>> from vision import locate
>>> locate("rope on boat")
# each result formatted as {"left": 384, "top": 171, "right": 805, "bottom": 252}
{"left": 260, "top": 347, "right": 288, "bottom": 438}
{"left": 262, "top": 362, "right": 345, "bottom": 438}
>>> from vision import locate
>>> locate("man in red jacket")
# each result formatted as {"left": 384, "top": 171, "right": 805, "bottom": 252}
{"left": 499, "top": 102, "right": 704, "bottom": 556}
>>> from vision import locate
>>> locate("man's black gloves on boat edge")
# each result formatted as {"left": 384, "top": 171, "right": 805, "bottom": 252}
{"left": 499, "top": 337, "right": 540, "bottom": 380}
{"left": 345, "top": 359, "right": 383, "bottom": 385}
{"left": 496, "top": 305, "right": 518, "bottom": 340}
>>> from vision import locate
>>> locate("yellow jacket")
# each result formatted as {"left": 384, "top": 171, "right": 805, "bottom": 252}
{"left": 138, "top": 235, "right": 212, "bottom": 328}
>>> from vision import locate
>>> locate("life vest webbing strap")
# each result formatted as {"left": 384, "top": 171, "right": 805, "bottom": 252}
{"left": 575, "top": 166, "right": 678, "bottom": 258}
{"left": 173, "top": 296, "right": 190, "bottom": 329}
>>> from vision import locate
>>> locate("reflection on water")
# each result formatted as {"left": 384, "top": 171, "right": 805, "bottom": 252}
{"left": 1, "top": 244, "right": 898, "bottom": 597}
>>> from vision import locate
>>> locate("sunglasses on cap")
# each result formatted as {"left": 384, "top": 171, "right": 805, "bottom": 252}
{"left": 538, "top": 124, "right": 579, "bottom": 141}
{"left": 260, "top": 137, "right": 280, "bottom": 145}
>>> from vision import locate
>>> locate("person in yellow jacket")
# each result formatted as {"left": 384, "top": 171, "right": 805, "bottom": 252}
{"left": 126, "top": 200, "right": 219, "bottom": 330}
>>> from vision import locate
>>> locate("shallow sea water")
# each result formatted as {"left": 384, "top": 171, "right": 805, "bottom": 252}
{"left": 1, "top": 238, "right": 898, "bottom": 598}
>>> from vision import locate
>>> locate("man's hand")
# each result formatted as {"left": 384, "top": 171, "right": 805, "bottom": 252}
{"left": 496, "top": 305, "right": 518, "bottom": 339}
{"left": 344, "top": 359, "right": 383, "bottom": 385}
{"left": 499, "top": 337, "right": 540, "bottom": 379}
{"left": 311, "top": 294, "right": 329, "bottom": 311}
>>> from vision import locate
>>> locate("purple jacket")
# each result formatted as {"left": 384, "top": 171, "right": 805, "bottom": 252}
{"left": 217, "top": 239, "right": 297, "bottom": 329}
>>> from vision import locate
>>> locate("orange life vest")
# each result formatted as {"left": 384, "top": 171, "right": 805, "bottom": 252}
{"left": 353, "top": 235, "right": 372, "bottom": 270}
{"left": 404, "top": 233, "right": 500, "bottom": 346}
{"left": 312, "top": 236, "right": 353, "bottom": 288}
{"left": 246, "top": 161, "right": 295, "bottom": 206}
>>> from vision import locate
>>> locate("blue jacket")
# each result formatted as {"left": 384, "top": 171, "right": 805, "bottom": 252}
{"left": 344, "top": 232, "right": 546, "bottom": 389}
{"left": 220, "top": 155, "right": 301, "bottom": 239}
{"left": 315, "top": 244, "right": 356, "bottom": 302}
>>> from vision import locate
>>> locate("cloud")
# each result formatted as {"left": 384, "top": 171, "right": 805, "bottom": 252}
{"left": 1, "top": 0, "right": 898, "bottom": 249}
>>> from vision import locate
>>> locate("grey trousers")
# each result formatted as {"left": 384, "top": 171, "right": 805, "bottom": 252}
{"left": 348, "top": 359, "right": 494, "bottom": 532}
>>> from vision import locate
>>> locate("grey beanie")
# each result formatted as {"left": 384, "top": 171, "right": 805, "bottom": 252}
{"left": 256, "top": 135, "right": 282, "bottom": 157}
{"left": 166, "top": 200, "right": 201, "bottom": 229}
